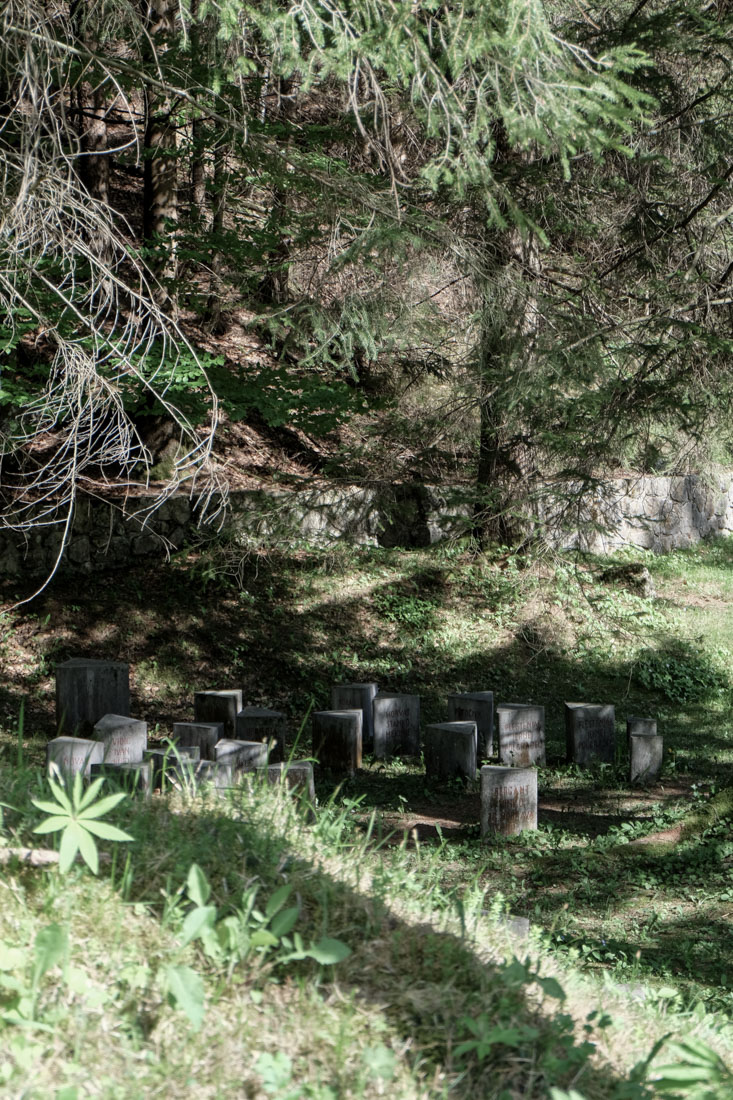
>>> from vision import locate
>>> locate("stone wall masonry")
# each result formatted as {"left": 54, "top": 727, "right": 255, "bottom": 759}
{"left": 4, "top": 473, "right": 733, "bottom": 577}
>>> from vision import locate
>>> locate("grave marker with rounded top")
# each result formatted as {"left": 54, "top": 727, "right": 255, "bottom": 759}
{"left": 93, "top": 714, "right": 147, "bottom": 764}
{"left": 194, "top": 690, "right": 243, "bottom": 740}
{"left": 480, "top": 765, "right": 538, "bottom": 837}
{"left": 46, "top": 736, "right": 104, "bottom": 780}
{"left": 424, "top": 721, "right": 477, "bottom": 781}
{"left": 372, "top": 693, "right": 420, "bottom": 759}
{"left": 55, "top": 658, "right": 130, "bottom": 736}
{"left": 565, "top": 703, "right": 615, "bottom": 766}
{"left": 215, "top": 739, "right": 270, "bottom": 771}
{"left": 312, "top": 710, "right": 362, "bottom": 776}
{"left": 171, "top": 721, "right": 224, "bottom": 760}
{"left": 496, "top": 704, "right": 545, "bottom": 767}
{"left": 630, "top": 733, "right": 663, "bottom": 784}
{"left": 447, "top": 692, "right": 494, "bottom": 757}
{"left": 235, "top": 707, "right": 287, "bottom": 762}
{"left": 330, "top": 683, "right": 378, "bottom": 749}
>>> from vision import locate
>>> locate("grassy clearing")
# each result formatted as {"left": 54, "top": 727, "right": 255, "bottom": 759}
{"left": 2, "top": 537, "right": 733, "bottom": 1094}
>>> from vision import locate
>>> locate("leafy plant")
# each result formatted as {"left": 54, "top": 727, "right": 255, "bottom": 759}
{"left": 0, "top": 923, "right": 68, "bottom": 1028}
{"left": 633, "top": 640, "right": 731, "bottom": 703}
{"left": 654, "top": 1038, "right": 733, "bottom": 1098}
{"left": 31, "top": 774, "right": 133, "bottom": 874}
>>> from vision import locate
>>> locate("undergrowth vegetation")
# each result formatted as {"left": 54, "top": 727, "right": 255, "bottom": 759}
{"left": 2, "top": 536, "right": 733, "bottom": 1095}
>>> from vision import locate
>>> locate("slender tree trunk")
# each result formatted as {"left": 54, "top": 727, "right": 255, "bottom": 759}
{"left": 142, "top": 0, "right": 178, "bottom": 310}
{"left": 259, "top": 74, "right": 294, "bottom": 305}
{"left": 204, "top": 141, "right": 230, "bottom": 333}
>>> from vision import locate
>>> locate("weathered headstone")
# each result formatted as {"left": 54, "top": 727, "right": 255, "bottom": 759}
{"left": 447, "top": 692, "right": 494, "bottom": 757}
{"left": 423, "top": 722, "right": 477, "bottom": 781}
{"left": 171, "top": 721, "right": 224, "bottom": 760}
{"left": 565, "top": 703, "right": 615, "bottom": 766}
{"left": 93, "top": 714, "right": 147, "bottom": 764}
{"left": 194, "top": 690, "right": 243, "bottom": 740}
{"left": 55, "top": 658, "right": 130, "bottom": 736}
{"left": 215, "top": 739, "right": 270, "bottom": 771}
{"left": 90, "top": 760, "right": 153, "bottom": 798}
{"left": 312, "top": 710, "right": 362, "bottom": 776}
{"left": 626, "top": 716, "right": 657, "bottom": 746}
{"left": 46, "top": 736, "right": 104, "bottom": 780}
{"left": 630, "top": 733, "right": 663, "bottom": 784}
{"left": 372, "top": 693, "right": 420, "bottom": 759}
{"left": 496, "top": 704, "right": 546, "bottom": 767}
{"left": 193, "top": 759, "right": 235, "bottom": 793}
{"left": 480, "top": 765, "right": 538, "bottom": 837}
{"left": 146, "top": 745, "right": 200, "bottom": 789}
{"left": 235, "top": 707, "right": 287, "bottom": 762}
{"left": 262, "top": 762, "right": 317, "bottom": 819}
{"left": 330, "top": 683, "right": 378, "bottom": 749}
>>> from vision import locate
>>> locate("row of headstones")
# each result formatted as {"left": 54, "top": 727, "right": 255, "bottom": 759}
{"left": 321, "top": 683, "right": 663, "bottom": 786}
{"left": 49, "top": 660, "right": 315, "bottom": 801}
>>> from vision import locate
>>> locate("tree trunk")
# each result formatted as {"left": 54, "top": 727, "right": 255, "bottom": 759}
{"left": 204, "top": 141, "right": 230, "bottom": 333}
{"left": 259, "top": 74, "right": 295, "bottom": 306}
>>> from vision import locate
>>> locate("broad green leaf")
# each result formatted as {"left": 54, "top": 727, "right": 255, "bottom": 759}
{"left": 47, "top": 780, "right": 72, "bottom": 814}
{"left": 250, "top": 930, "right": 279, "bottom": 949}
{"left": 32, "top": 924, "right": 67, "bottom": 986}
{"left": 81, "top": 820, "right": 133, "bottom": 842}
{"left": 181, "top": 906, "right": 217, "bottom": 947}
{"left": 363, "top": 1043, "right": 396, "bottom": 1082}
{"left": 76, "top": 827, "right": 99, "bottom": 875}
{"left": 537, "top": 976, "right": 566, "bottom": 1001}
{"left": 265, "top": 883, "right": 293, "bottom": 919}
{"left": 165, "top": 965, "right": 205, "bottom": 1031}
{"left": 58, "top": 825, "right": 82, "bottom": 873}
{"left": 0, "top": 943, "right": 26, "bottom": 971}
{"left": 78, "top": 792, "right": 127, "bottom": 820}
{"left": 305, "top": 937, "right": 351, "bottom": 965}
{"left": 269, "top": 906, "right": 299, "bottom": 939}
{"left": 186, "top": 863, "right": 211, "bottom": 907}
{"left": 31, "top": 799, "right": 68, "bottom": 817}
{"left": 33, "top": 816, "right": 70, "bottom": 835}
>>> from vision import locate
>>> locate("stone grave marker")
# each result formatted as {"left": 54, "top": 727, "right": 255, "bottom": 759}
{"left": 93, "top": 714, "right": 147, "bottom": 764}
{"left": 146, "top": 745, "right": 200, "bottom": 789}
{"left": 627, "top": 716, "right": 657, "bottom": 746}
{"left": 372, "top": 693, "right": 420, "bottom": 759}
{"left": 480, "top": 765, "right": 538, "bottom": 837}
{"left": 171, "top": 721, "right": 224, "bottom": 760}
{"left": 193, "top": 759, "right": 235, "bottom": 794}
{"left": 565, "top": 703, "right": 615, "bottom": 766}
{"left": 194, "top": 690, "right": 243, "bottom": 740}
{"left": 312, "top": 710, "right": 362, "bottom": 776}
{"left": 46, "top": 736, "right": 104, "bottom": 780}
{"left": 496, "top": 704, "right": 546, "bottom": 767}
{"left": 447, "top": 692, "right": 494, "bottom": 758}
{"left": 630, "top": 732, "right": 663, "bottom": 784}
{"left": 330, "top": 683, "right": 378, "bottom": 749}
{"left": 263, "top": 761, "right": 317, "bottom": 818}
{"left": 55, "top": 658, "right": 130, "bottom": 736}
{"left": 235, "top": 707, "right": 287, "bottom": 762}
{"left": 423, "top": 721, "right": 477, "bottom": 781}
{"left": 90, "top": 760, "right": 153, "bottom": 799}
{"left": 215, "top": 739, "right": 270, "bottom": 771}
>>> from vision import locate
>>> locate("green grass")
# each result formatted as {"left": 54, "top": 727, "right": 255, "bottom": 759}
{"left": 3, "top": 536, "right": 733, "bottom": 1094}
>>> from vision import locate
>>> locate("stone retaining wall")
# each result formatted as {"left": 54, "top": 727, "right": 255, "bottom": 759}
{"left": 2, "top": 474, "right": 733, "bottom": 576}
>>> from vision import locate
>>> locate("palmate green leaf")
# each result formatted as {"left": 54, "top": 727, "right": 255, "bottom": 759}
{"left": 76, "top": 827, "right": 99, "bottom": 874}
{"left": 165, "top": 965, "right": 205, "bottom": 1031}
{"left": 78, "top": 792, "right": 127, "bottom": 820}
{"left": 46, "top": 780, "right": 72, "bottom": 814}
{"left": 81, "top": 819, "right": 133, "bottom": 842}
{"left": 58, "top": 823, "right": 83, "bottom": 873}
{"left": 32, "top": 815, "right": 70, "bottom": 835}
{"left": 76, "top": 776, "right": 106, "bottom": 812}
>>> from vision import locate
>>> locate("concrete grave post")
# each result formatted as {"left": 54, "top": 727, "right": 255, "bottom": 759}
{"left": 55, "top": 659, "right": 130, "bottom": 735}
{"left": 330, "top": 683, "right": 378, "bottom": 750}
{"left": 496, "top": 704, "right": 546, "bottom": 767}
{"left": 312, "top": 710, "right": 362, "bottom": 776}
{"left": 447, "top": 692, "right": 494, "bottom": 758}
{"left": 90, "top": 760, "right": 153, "bottom": 798}
{"left": 423, "top": 721, "right": 477, "bottom": 781}
{"left": 480, "top": 765, "right": 538, "bottom": 837}
{"left": 171, "top": 721, "right": 224, "bottom": 761}
{"left": 235, "top": 707, "right": 287, "bottom": 762}
{"left": 626, "top": 716, "right": 657, "bottom": 747}
{"left": 262, "top": 762, "right": 317, "bottom": 817}
{"left": 565, "top": 704, "right": 616, "bottom": 766}
{"left": 372, "top": 693, "right": 420, "bottom": 759}
{"left": 46, "top": 736, "right": 104, "bottom": 780}
{"left": 146, "top": 745, "right": 200, "bottom": 790}
{"left": 93, "top": 714, "right": 147, "bottom": 764}
{"left": 630, "top": 733, "right": 663, "bottom": 784}
{"left": 215, "top": 739, "right": 270, "bottom": 771}
{"left": 194, "top": 690, "right": 243, "bottom": 740}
